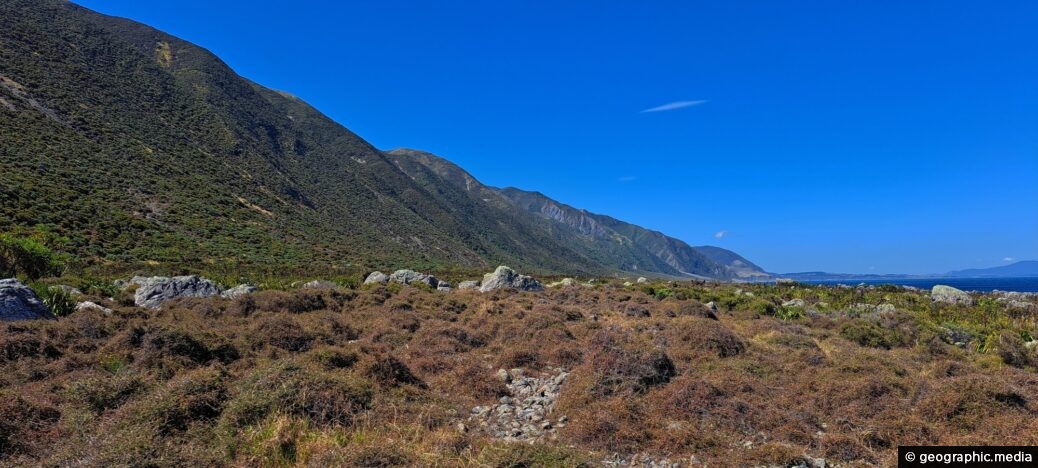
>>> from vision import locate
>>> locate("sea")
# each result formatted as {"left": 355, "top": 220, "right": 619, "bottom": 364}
{"left": 789, "top": 277, "right": 1038, "bottom": 293}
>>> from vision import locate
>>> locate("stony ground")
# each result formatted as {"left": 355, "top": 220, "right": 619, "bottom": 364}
{"left": 0, "top": 278, "right": 1036, "bottom": 466}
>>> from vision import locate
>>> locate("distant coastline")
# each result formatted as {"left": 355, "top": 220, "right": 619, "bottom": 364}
{"left": 767, "top": 277, "right": 1038, "bottom": 293}
{"left": 762, "top": 260, "right": 1038, "bottom": 292}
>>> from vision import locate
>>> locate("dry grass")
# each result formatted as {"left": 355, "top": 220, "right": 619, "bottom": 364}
{"left": 0, "top": 280, "right": 1035, "bottom": 466}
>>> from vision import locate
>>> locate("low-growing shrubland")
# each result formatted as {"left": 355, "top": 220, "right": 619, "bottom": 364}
{"left": 0, "top": 279, "right": 1036, "bottom": 466}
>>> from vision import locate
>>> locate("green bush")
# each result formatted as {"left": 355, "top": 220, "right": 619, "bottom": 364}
{"left": 30, "top": 283, "right": 76, "bottom": 317}
{"left": 0, "top": 232, "right": 65, "bottom": 280}
{"left": 776, "top": 306, "right": 805, "bottom": 321}
{"left": 77, "top": 277, "right": 120, "bottom": 297}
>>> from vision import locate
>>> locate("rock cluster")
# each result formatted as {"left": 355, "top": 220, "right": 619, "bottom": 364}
{"left": 601, "top": 452, "right": 827, "bottom": 467}
{"left": 992, "top": 291, "right": 1036, "bottom": 311}
{"left": 601, "top": 453, "right": 696, "bottom": 468}
{"left": 221, "top": 284, "right": 258, "bottom": 299}
{"left": 547, "top": 278, "right": 578, "bottom": 288}
{"left": 0, "top": 278, "right": 55, "bottom": 321}
{"left": 466, "top": 367, "right": 568, "bottom": 442}
{"left": 848, "top": 303, "right": 897, "bottom": 316}
{"left": 364, "top": 269, "right": 447, "bottom": 290}
{"left": 132, "top": 275, "right": 221, "bottom": 309}
{"left": 782, "top": 298, "right": 806, "bottom": 308}
{"left": 478, "top": 266, "right": 543, "bottom": 293}
{"left": 931, "top": 285, "right": 974, "bottom": 306}
{"left": 301, "top": 280, "right": 338, "bottom": 289}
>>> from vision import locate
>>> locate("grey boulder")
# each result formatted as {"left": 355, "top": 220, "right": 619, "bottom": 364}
{"left": 479, "top": 266, "right": 543, "bottom": 293}
{"left": 302, "top": 280, "right": 338, "bottom": 289}
{"left": 76, "top": 301, "right": 113, "bottom": 315}
{"left": 221, "top": 284, "right": 258, "bottom": 299}
{"left": 548, "top": 278, "right": 577, "bottom": 288}
{"left": 0, "top": 279, "right": 55, "bottom": 321}
{"left": 931, "top": 285, "right": 974, "bottom": 306}
{"left": 364, "top": 271, "right": 389, "bottom": 285}
{"left": 133, "top": 275, "right": 221, "bottom": 309}
{"left": 458, "top": 280, "right": 481, "bottom": 290}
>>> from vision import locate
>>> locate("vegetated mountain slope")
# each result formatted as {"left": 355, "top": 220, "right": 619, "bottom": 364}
{"left": 0, "top": 0, "right": 765, "bottom": 279}
{"left": 391, "top": 149, "right": 770, "bottom": 279}
{"left": 0, "top": 0, "right": 607, "bottom": 274}
{"left": 693, "top": 245, "right": 771, "bottom": 279}
{"left": 388, "top": 149, "right": 688, "bottom": 277}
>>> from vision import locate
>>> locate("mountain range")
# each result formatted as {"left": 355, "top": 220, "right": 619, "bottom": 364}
{"left": 947, "top": 261, "right": 1038, "bottom": 278}
{"left": 780, "top": 260, "right": 1038, "bottom": 281}
{"left": 0, "top": 0, "right": 768, "bottom": 280}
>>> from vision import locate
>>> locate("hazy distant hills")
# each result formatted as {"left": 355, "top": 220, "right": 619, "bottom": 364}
{"left": 0, "top": 0, "right": 768, "bottom": 279}
{"left": 947, "top": 261, "right": 1038, "bottom": 278}
{"left": 780, "top": 261, "right": 1038, "bottom": 281}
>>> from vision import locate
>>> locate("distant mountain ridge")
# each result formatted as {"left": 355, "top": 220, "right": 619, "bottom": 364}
{"left": 388, "top": 149, "right": 771, "bottom": 280}
{"left": 948, "top": 261, "right": 1038, "bottom": 278}
{"left": 778, "top": 261, "right": 1038, "bottom": 281}
{"left": 0, "top": 0, "right": 768, "bottom": 279}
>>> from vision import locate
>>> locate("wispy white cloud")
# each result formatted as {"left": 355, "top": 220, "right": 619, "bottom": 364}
{"left": 1004, "top": 256, "right": 1015, "bottom": 262}
{"left": 714, "top": 230, "right": 728, "bottom": 239}
{"left": 617, "top": 176, "right": 637, "bottom": 182}
{"left": 641, "top": 100, "right": 708, "bottom": 113}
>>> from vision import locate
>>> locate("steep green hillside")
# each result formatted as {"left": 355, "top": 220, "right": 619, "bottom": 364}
{"left": 0, "top": 0, "right": 767, "bottom": 279}
{"left": 0, "top": 0, "right": 605, "bottom": 274}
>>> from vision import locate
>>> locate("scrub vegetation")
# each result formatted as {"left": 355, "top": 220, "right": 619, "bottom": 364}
{"left": 1, "top": 278, "right": 1036, "bottom": 466}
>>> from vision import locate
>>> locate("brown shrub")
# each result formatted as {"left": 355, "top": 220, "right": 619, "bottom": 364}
{"left": 360, "top": 354, "right": 426, "bottom": 388}
{"left": 560, "top": 397, "right": 653, "bottom": 453}
{"left": 995, "top": 331, "right": 1036, "bottom": 368}
{"left": 251, "top": 290, "right": 344, "bottom": 314}
{"left": 221, "top": 361, "right": 373, "bottom": 428}
{"left": 665, "top": 317, "right": 745, "bottom": 360}
{"left": 0, "top": 331, "right": 57, "bottom": 362}
{"left": 499, "top": 344, "right": 544, "bottom": 370}
{"left": 452, "top": 363, "right": 509, "bottom": 401}
{"left": 116, "top": 324, "right": 239, "bottom": 370}
{"left": 65, "top": 371, "right": 147, "bottom": 414}
{"left": 250, "top": 315, "right": 314, "bottom": 352}
{"left": 229, "top": 294, "right": 257, "bottom": 316}
{"left": 821, "top": 433, "right": 874, "bottom": 463}
{"left": 658, "top": 374, "right": 727, "bottom": 419}
{"left": 309, "top": 346, "right": 359, "bottom": 370}
{"left": 659, "top": 298, "right": 717, "bottom": 320}
{"left": 0, "top": 395, "right": 61, "bottom": 456}
{"left": 126, "top": 366, "right": 228, "bottom": 435}
{"left": 580, "top": 328, "right": 675, "bottom": 397}
{"left": 917, "top": 375, "right": 1030, "bottom": 431}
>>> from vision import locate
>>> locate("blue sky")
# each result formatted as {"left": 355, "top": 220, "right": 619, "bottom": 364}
{"left": 77, "top": 0, "right": 1038, "bottom": 274}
